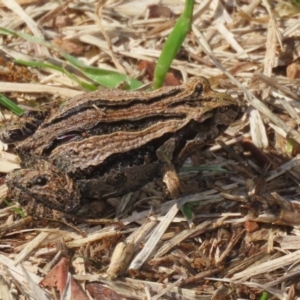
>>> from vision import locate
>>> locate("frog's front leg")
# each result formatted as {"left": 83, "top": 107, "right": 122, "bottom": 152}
{"left": 156, "top": 138, "right": 181, "bottom": 198}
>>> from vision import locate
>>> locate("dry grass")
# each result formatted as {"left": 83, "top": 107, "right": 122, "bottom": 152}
{"left": 0, "top": 0, "right": 300, "bottom": 299}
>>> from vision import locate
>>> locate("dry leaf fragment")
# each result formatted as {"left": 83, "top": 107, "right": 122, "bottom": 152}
{"left": 86, "top": 282, "right": 125, "bottom": 300}
{"left": 148, "top": 4, "right": 174, "bottom": 18}
{"left": 52, "top": 15, "right": 73, "bottom": 28}
{"left": 40, "top": 257, "right": 88, "bottom": 299}
{"left": 51, "top": 37, "right": 86, "bottom": 56}
{"left": 0, "top": 55, "right": 38, "bottom": 83}
{"left": 286, "top": 58, "right": 300, "bottom": 79}
{"left": 244, "top": 221, "right": 260, "bottom": 233}
{"left": 40, "top": 257, "right": 69, "bottom": 295}
{"left": 0, "top": 0, "right": 42, "bottom": 7}
{"left": 107, "top": 241, "right": 135, "bottom": 279}
{"left": 137, "top": 60, "right": 180, "bottom": 86}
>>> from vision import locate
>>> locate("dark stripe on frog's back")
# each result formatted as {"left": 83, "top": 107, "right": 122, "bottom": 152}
{"left": 16, "top": 105, "right": 191, "bottom": 158}
{"left": 17, "top": 88, "right": 216, "bottom": 158}
{"left": 39, "top": 77, "right": 211, "bottom": 129}
{"left": 49, "top": 118, "right": 191, "bottom": 175}
{"left": 16, "top": 77, "right": 237, "bottom": 171}
{"left": 50, "top": 105, "right": 238, "bottom": 182}
{"left": 51, "top": 120, "right": 198, "bottom": 183}
{"left": 17, "top": 101, "right": 236, "bottom": 163}
{"left": 41, "top": 85, "right": 186, "bottom": 128}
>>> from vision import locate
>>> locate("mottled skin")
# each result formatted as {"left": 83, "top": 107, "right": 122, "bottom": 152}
{"left": 0, "top": 77, "right": 239, "bottom": 221}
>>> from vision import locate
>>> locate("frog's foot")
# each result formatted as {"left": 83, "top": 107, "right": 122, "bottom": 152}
{"left": 156, "top": 137, "right": 182, "bottom": 198}
{"left": 161, "top": 163, "right": 182, "bottom": 198}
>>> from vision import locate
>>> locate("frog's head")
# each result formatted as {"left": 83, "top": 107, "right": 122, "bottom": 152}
{"left": 6, "top": 160, "right": 80, "bottom": 218}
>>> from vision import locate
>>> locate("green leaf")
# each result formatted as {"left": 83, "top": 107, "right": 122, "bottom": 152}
{"left": 0, "top": 27, "right": 143, "bottom": 90}
{"left": 0, "top": 94, "right": 24, "bottom": 115}
{"left": 153, "top": 0, "right": 194, "bottom": 89}
{"left": 182, "top": 204, "right": 194, "bottom": 220}
{"left": 15, "top": 60, "right": 98, "bottom": 91}
{"left": 259, "top": 292, "right": 268, "bottom": 300}
{"left": 62, "top": 52, "right": 143, "bottom": 90}
{"left": 292, "top": 0, "right": 300, "bottom": 6}
{"left": 3, "top": 199, "right": 25, "bottom": 218}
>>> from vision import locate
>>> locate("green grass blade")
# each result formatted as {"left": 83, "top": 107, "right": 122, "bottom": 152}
{"left": 259, "top": 292, "right": 268, "bottom": 300}
{"left": 0, "top": 94, "right": 24, "bottom": 115}
{"left": 62, "top": 52, "right": 143, "bottom": 90}
{"left": 0, "top": 27, "right": 143, "bottom": 90}
{"left": 182, "top": 204, "right": 193, "bottom": 220}
{"left": 3, "top": 199, "right": 26, "bottom": 218}
{"left": 15, "top": 60, "right": 98, "bottom": 91}
{"left": 292, "top": 0, "right": 300, "bottom": 6}
{"left": 153, "top": 0, "right": 194, "bottom": 89}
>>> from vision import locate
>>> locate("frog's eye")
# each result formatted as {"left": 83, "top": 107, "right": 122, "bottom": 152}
{"left": 32, "top": 176, "right": 48, "bottom": 186}
{"left": 194, "top": 83, "right": 203, "bottom": 96}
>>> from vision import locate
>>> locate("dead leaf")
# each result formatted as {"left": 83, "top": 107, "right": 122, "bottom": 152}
{"left": 148, "top": 4, "right": 173, "bottom": 18}
{"left": 52, "top": 37, "right": 86, "bottom": 55}
{"left": 137, "top": 61, "right": 180, "bottom": 86}
{"left": 244, "top": 221, "right": 259, "bottom": 233}
{"left": 40, "top": 257, "right": 69, "bottom": 295}
{"left": 86, "top": 282, "right": 125, "bottom": 300}
{"left": 40, "top": 257, "right": 89, "bottom": 299}
{"left": 286, "top": 59, "right": 300, "bottom": 79}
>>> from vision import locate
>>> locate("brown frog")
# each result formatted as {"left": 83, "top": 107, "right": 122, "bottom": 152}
{"left": 0, "top": 77, "right": 239, "bottom": 221}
